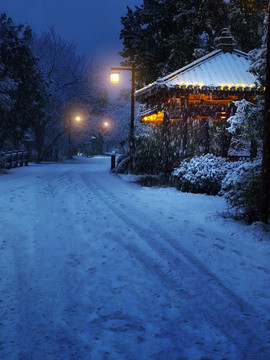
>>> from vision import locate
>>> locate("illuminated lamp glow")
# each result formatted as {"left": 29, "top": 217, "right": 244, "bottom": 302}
{"left": 75, "top": 116, "right": 81, "bottom": 122}
{"left": 141, "top": 111, "right": 164, "bottom": 123}
{"left": 220, "top": 111, "right": 227, "bottom": 119}
{"left": 192, "top": 83, "right": 203, "bottom": 88}
{"left": 235, "top": 84, "right": 245, "bottom": 90}
{"left": 178, "top": 82, "right": 188, "bottom": 88}
{"left": 220, "top": 84, "right": 231, "bottom": 90}
{"left": 110, "top": 72, "right": 120, "bottom": 83}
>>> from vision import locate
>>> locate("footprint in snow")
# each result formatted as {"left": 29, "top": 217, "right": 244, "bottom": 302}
{"left": 212, "top": 243, "right": 225, "bottom": 250}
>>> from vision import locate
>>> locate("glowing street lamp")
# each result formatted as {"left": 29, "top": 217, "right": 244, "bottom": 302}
{"left": 110, "top": 64, "right": 136, "bottom": 172}
{"left": 110, "top": 72, "right": 120, "bottom": 84}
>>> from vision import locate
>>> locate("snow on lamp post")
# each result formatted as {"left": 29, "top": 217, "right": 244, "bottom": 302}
{"left": 110, "top": 63, "right": 136, "bottom": 172}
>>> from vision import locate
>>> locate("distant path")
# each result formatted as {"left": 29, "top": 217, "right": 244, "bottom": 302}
{"left": 0, "top": 156, "right": 269, "bottom": 360}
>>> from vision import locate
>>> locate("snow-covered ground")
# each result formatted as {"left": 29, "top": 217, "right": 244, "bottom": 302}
{"left": 0, "top": 156, "right": 269, "bottom": 360}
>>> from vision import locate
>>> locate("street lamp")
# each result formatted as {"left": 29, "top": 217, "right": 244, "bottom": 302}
{"left": 110, "top": 63, "right": 136, "bottom": 172}
{"left": 68, "top": 115, "right": 82, "bottom": 159}
{"left": 110, "top": 72, "right": 120, "bottom": 84}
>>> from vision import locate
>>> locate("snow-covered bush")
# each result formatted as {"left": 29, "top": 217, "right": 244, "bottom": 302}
{"left": 221, "top": 160, "right": 261, "bottom": 223}
{"left": 172, "top": 154, "right": 230, "bottom": 195}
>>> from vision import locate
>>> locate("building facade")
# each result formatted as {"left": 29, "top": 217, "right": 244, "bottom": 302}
{"left": 135, "top": 29, "right": 262, "bottom": 163}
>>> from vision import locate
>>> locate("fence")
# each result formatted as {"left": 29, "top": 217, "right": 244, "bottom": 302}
{"left": 0, "top": 150, "right": 28, "bottom": 169}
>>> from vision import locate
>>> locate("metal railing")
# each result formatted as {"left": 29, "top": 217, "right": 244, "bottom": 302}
{"left": 0, "top": 150, "right": 28, "bottom": 169}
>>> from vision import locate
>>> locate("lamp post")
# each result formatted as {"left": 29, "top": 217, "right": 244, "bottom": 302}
{"left": 110, "top": 63, "right": 136, "bottom": 172}
{"left": 68, "top": 115, "right": 81, "bottom": 159}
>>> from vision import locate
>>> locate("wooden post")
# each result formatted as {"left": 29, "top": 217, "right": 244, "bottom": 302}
{"left": 260, "top": 4, "right": 270, "bottom": 224}
{"left": 111, "top": 154, "right": 116, "bottom": 170}
{"left": 180, "top": 96, "right": 188, "bottom": 160}
{"left": 24, "top": 151, "right": 29, "bottom": 166}
{"left": 13, "top": 150, "right": 18, "bottom": 168}
{"left": 7, "top": 151, "right": 12, "bottom": 169}
{"left": 203, "top": 118, "right": 210, "bottom": 155}
{"left": 162, "top": 111, "right": 169, "bottom": 181}
{"left": 18, "top": 151, "right": 23, "bottom": 166}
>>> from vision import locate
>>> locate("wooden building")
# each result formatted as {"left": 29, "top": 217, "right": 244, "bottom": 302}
{"left": 135, "top": 29, "right": 262, "bottom": 161}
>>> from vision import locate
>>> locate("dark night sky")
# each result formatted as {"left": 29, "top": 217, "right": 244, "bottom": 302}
{"left": 1, "top": 0, "right": 142, "bottom": 64}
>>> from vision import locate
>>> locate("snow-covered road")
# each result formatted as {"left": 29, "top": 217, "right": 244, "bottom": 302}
{"left": 0, "top": 156, "right": 270, "bottom": 360}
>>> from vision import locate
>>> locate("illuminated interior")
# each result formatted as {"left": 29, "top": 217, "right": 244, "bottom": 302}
{"left": 141, "top": 111, "right": 164, "bottom": 123}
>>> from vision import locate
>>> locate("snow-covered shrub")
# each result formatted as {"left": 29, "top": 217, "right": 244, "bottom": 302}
{"left": 172, "top": 154, "right": 230, "bottom": 195}
{"left": 221, "top": 160, "right": 261, "bottom": 222}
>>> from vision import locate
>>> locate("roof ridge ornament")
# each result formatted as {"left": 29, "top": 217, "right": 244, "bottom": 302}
{"left": 217, "top": 28, "right": 235, "bottom": 52}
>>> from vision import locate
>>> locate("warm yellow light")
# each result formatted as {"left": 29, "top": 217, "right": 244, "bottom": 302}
{"left": 192, "top": 83, "right": 203, "bottom": 89}
{"left": 235, "top": 84, "right": 245, "bottom": 90}
{"left": 220, "top": 84, "right": 231, "bottom": 90}
{"left": 104, "top": 121, "right": 109, "bottom": 127}
{"left": 75, "top": 116, "right": 81, "bottom": 122}
{"left": 141, "top": 111, "right": 164, "bottom": 123}
{"left": 110, "top": 72, "right": 120, "bottom": 83}
{"left": 178, "top": 82, "right": 188, "bottom": 88}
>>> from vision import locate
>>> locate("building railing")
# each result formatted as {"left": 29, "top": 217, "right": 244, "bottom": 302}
{"left": 0, "top": 150, "right": 28, "bottom": 169}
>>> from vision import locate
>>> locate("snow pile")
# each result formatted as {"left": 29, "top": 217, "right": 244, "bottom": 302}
{"left": 221, "top": 160, "right": 261, "bottom": 222}
{"left": 172, "top": 154, "right": 233, "bottom": 195}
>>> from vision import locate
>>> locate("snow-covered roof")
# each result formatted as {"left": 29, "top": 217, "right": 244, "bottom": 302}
{"left": 136, "top": 49, "right": 259, "bottom": 99}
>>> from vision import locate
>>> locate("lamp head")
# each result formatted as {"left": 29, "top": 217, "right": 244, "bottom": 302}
{"left": 110, "top": 72, "right": 120, "bottom": 83}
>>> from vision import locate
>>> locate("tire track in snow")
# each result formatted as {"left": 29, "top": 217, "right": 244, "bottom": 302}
{"left": 79, "top": 172, "right": 270, "bottom": 359}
